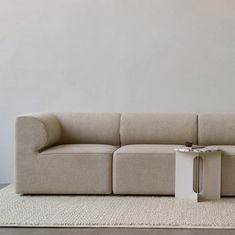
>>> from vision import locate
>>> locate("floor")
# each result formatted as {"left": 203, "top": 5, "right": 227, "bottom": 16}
{"left": 0, "top": 185, "right": 235, "bottom": 235}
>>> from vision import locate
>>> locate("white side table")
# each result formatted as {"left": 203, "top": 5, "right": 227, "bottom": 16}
{"left": 175, "top": 147, "right": 221, "bottom": 202}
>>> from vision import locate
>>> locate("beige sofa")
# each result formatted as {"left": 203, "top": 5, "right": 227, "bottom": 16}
{"left": 15, "top": 113, "right": 235, "bottom": 195}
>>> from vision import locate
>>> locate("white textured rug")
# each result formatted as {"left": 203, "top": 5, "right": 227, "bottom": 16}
{"left": 1, "top": 185, "right": 235, "bottom": 228}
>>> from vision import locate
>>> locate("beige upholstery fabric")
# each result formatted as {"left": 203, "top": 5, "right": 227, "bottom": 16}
{"left": 54, "top": 113, "right": 121, "bottom": 145}
{"left": 113, "top": 145, "right": 179, "bottom": 195}
{"left": 198, "top": 114, "right": 235, "bottom": 145}
{"left": 16, "top": 113, "right": 61, "bottom": 194}
{"left": 120, "top": 113, "right": 197, "bottom": 145}
{"left": 41, "top": 144, "right": 117, "bottom": 154}
{"left": 16, "top": 112, "right": 118, "bottom": 194}
{"left": 206, "top": 145, "right": 235, "bottom": 196}
{"left": 17, "top": 143, "right": 117, "bottom": 194}
{"left": 16, "top": 113, "right": 61, "bottom": 151}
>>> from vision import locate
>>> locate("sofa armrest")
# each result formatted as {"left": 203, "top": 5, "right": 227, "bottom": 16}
{"left": 16, "top": 113, "right": 61, "bottom": 152}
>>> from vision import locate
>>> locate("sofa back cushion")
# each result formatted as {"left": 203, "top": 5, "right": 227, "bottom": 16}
{"left": 120, "top": 113, "right": 198, "bottom": 145}
{"left": 54, "top": 113, "right": 121, "bottom": 145}
{"left": 198, "top": 114, "right": 235, "bottom": 145}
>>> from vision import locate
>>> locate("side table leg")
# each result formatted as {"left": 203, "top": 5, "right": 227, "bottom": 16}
{"left": 175, "top": 152, "right": 198, "bottom": 201}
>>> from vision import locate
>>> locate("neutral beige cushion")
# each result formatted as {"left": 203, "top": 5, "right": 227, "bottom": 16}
{"left": 207, "top": 145, "right": 235, "bottom": 196}
{"left": 41, "top": 144, "right": 117, "bottom": 154}
{"left": 18, "top": 144, "right": 118, "bottom": 194}
{"left": 54, "top": 113, "right": 121, "bottom": 145}
{"left": 198, "top": 114, "right": 235, "bottom": 145}
{"left": 120, "top": 113, "right": 197, "bottom": 145}
{"left": 113, "top": 144, "right": 180, "bottom": 195}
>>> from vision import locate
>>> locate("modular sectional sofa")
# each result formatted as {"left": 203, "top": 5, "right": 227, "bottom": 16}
{"left": 15, "top": 113, "right": 235, "bottom": 195}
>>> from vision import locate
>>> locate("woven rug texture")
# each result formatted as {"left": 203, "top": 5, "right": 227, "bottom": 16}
{"left": 1, "top": 185, "right": 235, "bottom": 228}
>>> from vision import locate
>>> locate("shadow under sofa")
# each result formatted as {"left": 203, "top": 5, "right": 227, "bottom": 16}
{"left": 15, "top": 112, "right": 235, "bottom": 196}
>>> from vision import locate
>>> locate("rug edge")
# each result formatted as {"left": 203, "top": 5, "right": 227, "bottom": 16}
{"left": 0, "top": 224, "right": 235, "bottom": 229}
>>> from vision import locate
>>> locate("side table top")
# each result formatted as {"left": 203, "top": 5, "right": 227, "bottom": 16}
{"left": 175, "top": 146, "right": 220, "bottom": 153}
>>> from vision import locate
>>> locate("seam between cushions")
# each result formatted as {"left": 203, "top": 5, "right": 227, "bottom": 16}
{"left": 40, "top": 152, "right": 116, "bottom": 155}
{"left": 114, "top": 153, "right": 175, "bottom": 155}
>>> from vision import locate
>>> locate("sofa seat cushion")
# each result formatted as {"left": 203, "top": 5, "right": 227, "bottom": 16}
{"left": 37, "top": 144, "right": 118, "bottom": 194}
{"left": 113, "top": 144, "right": 181, "bottom": 195}
{"left": 41, "top": 144, "right": 118, "bottom": 155}
{"left": 207, "top": 145, "right": 235, "bottom": 196}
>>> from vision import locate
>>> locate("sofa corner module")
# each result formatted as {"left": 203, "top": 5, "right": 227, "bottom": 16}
{"left": 15, "top": 113, "right": 62, "bottom": 194}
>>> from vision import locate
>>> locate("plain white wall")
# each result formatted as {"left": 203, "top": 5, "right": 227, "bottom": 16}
{"left": 0, "top": 0, "right": 235, "bottom": 183}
